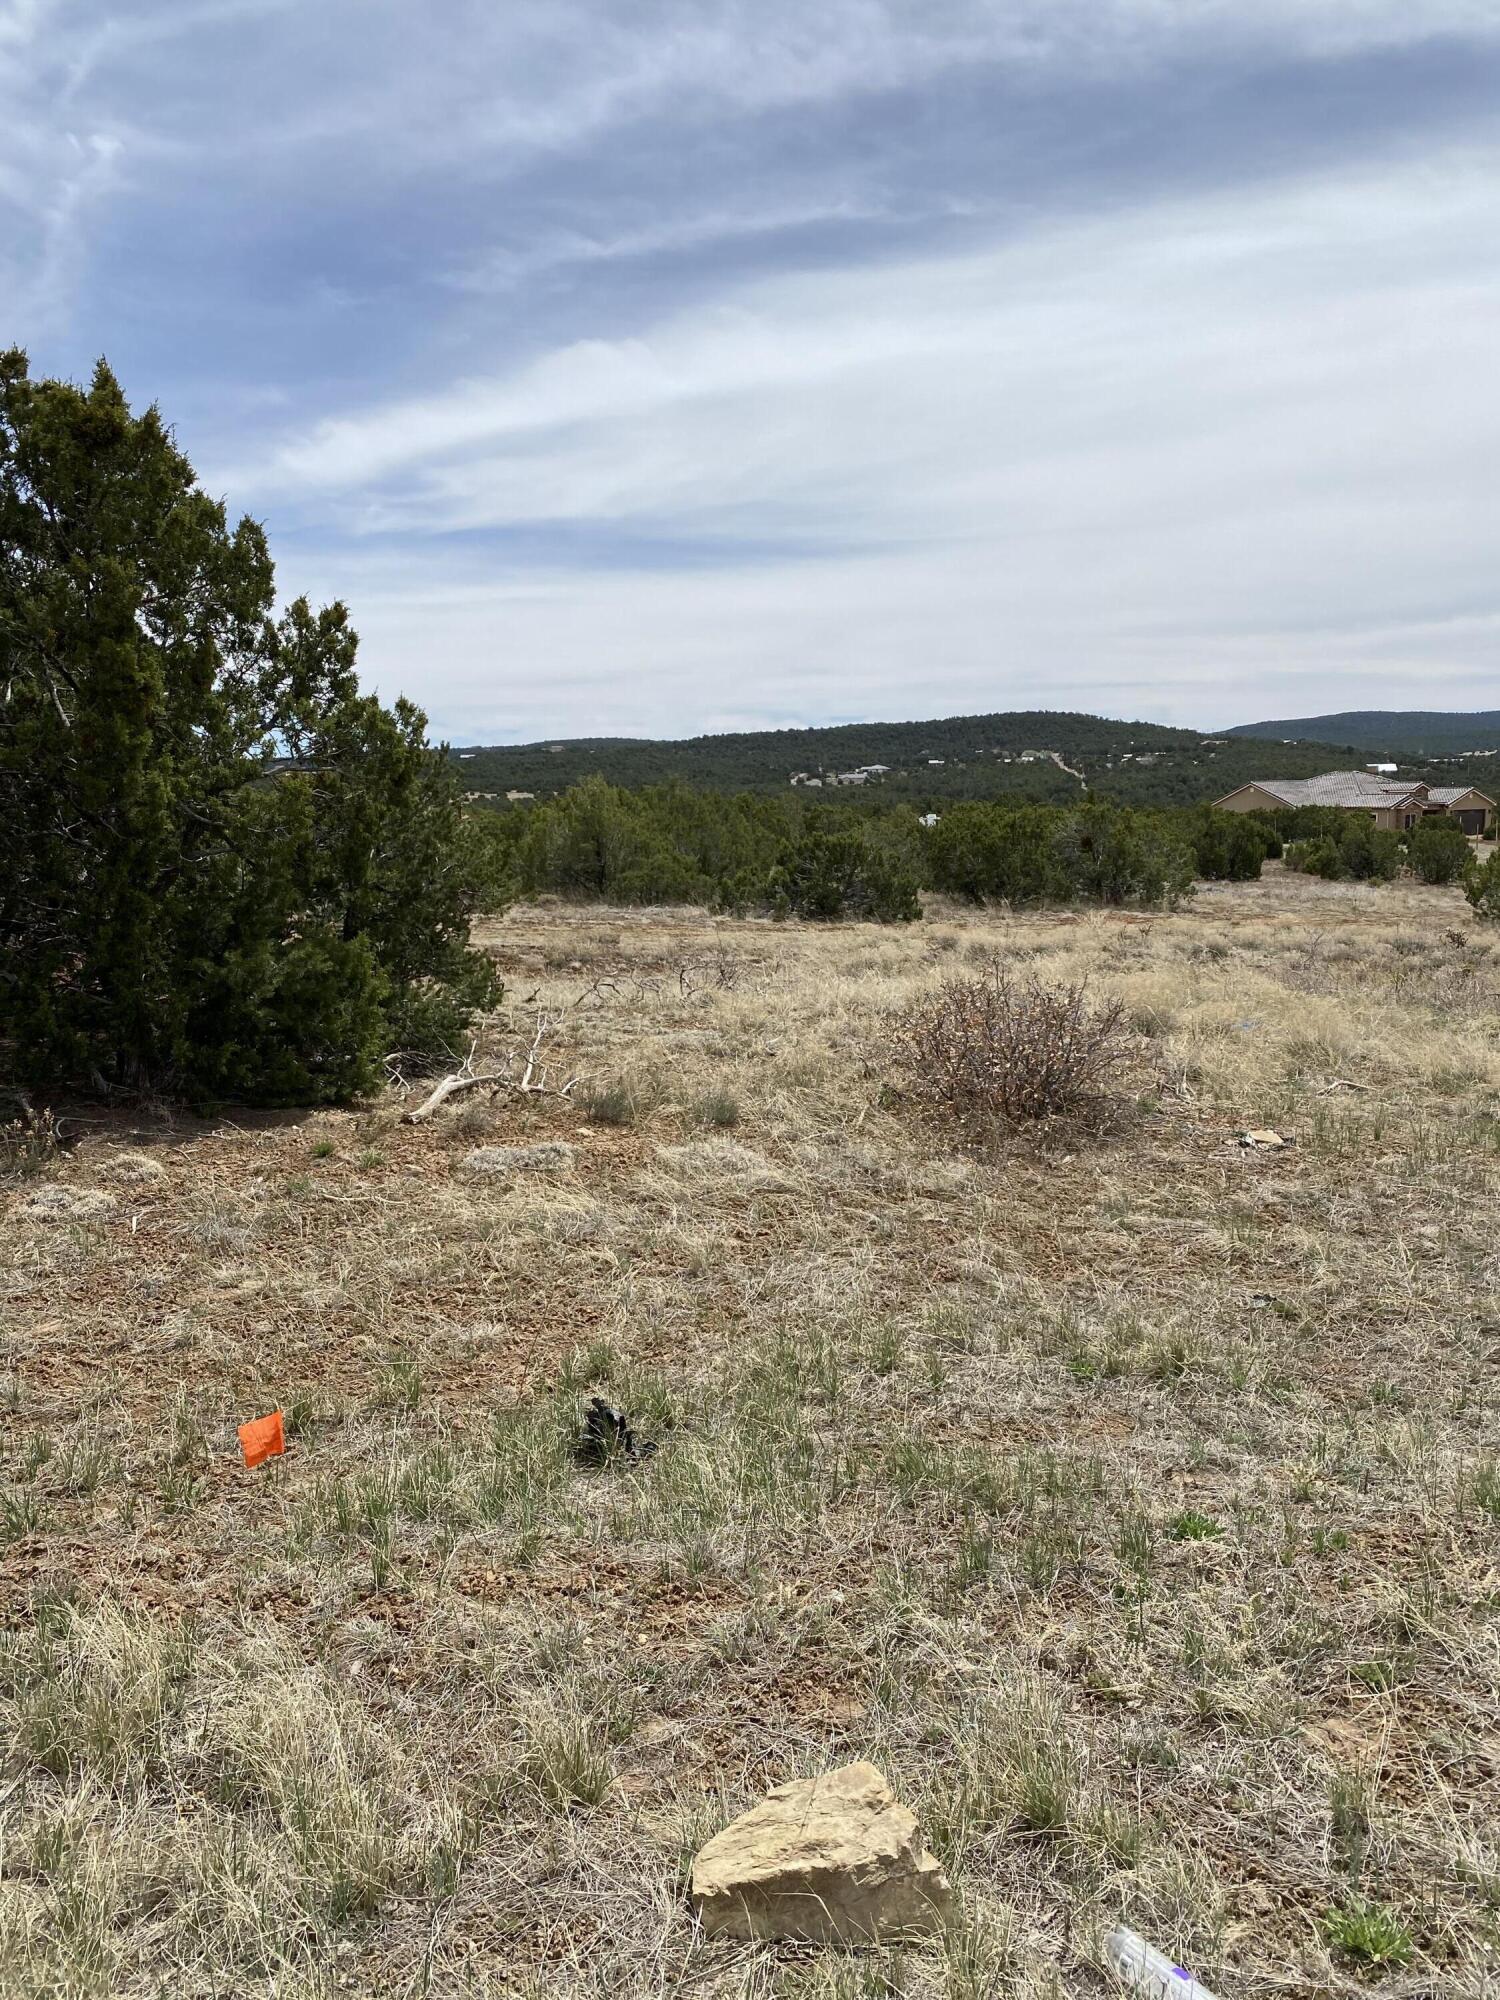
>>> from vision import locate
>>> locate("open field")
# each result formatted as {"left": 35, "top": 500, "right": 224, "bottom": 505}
{"left": 3, "top": 868, "right": 1499, "bottom": 1997}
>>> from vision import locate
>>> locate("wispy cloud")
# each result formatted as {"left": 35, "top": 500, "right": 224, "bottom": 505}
{"left": 8, "top": 0, "right": 1500, "bottom": 733}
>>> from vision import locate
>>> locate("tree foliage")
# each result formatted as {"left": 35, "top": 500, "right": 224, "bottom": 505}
{"left": 1406, "top": 817, "right": 1471, "bottom": 885}
{"left": 1284, "top": 819, "right": 1401, "bottom": 882}
{"left": 1465, "top": 850, "right": 1500, "bottom": 922}
{"left": 0, "top": 353, "right": 500, "bottom": 1103}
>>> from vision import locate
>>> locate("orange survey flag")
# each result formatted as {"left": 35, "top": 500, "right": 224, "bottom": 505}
{"left": 238, "top": 1410, "right": 285, "bottom": 1469}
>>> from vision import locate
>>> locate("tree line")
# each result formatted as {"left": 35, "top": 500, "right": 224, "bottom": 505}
{"left": 4, "top": 356, "right": 1491, "bottom": 1112}
{"left": 475, "top": 781, "right": 1273, "bottom": 915}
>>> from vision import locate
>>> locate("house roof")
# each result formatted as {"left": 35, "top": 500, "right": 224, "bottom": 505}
{"left": 1427, "top": 785, "right": 1497, "bottom": 807}
{"left": 1218, "top": 772, "right": 1497, "bottom": 812}
{"left": 1226, "top": 772, "right": 1425, "bottom": 809}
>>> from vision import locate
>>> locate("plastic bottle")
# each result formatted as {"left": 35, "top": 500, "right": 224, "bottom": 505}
{"left": 1104, "top": 1927, "right": 1220, "bottom": 2000}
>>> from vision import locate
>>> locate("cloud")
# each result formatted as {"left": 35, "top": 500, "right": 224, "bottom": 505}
{"left": 242, "top": 137, "right": 1498, "bottom": 739}
{"left": 9, "top": 1, "right": 1500, "bottom": 735}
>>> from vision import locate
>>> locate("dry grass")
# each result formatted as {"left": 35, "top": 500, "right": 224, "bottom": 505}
{"left": 2, "top": 866, "right": 1499, "bottom": 1996}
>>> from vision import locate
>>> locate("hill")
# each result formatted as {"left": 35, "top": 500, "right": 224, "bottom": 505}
{"left": 452, "top": 709, "right": 1439, "bottom": 809}
{"left": 1228, "top": 709, "right": 1500, "bottom": 757}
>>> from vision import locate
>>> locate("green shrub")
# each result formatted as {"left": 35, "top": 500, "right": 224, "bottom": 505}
{"left": 1287, "top": 835, "right": 1348, "bottom": 881}
{"left": 1185, "top": 807, "right": 1266, "bottom": 881}
{"left": 1286, "top": 818, "right": 1400, "bottom": 884}
{"left": 1465, "top": 849, "right": 1500, "bottom": 921}
{"left": 767, "top": 828, "right": 921, "bottom": 922}
{"left": 0, "top": 353, "right": 501, "bottom": 1104}
{"left": 1407, "top": 817, "right": 1471, "bottom": 884}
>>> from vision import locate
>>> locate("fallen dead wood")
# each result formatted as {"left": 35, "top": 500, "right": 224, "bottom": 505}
{"left": 400, "top": 1014, "right": 581, "bottom": 1123}
{"left": 404, "top": 1068, "right": 507, "bottom": 1124}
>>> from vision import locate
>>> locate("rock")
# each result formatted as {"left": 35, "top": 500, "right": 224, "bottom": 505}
{"left": 1239, "top": 1129, "right": 1285, "bottom": 1149}
{"left": 20, "top": 1185, "right": 115, "bottom": 1222}
{"left": 461, "top": 1142, "right": 575, "bottom": 1178}
{"left": 690, "top": 1762, "right": 951, "bottom": 1943}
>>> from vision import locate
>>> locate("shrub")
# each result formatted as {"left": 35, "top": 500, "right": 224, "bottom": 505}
{"left": 1286, "top": 819, "right": 1400, "bottom": 884}
{"left": 0, "top": 1107, "right": 60, "bottom": 1182}
{"left": 927, "top": 801, "right": 1194, "bottom": 907}
{"left": 767, "top": 829, "right": 920, "bottom": 922}
{"left": 1407, "top": 817, "right": 1471, "bottom": 884}
{"left": 1286, "top": 835, "right": 1348, "bottom": 881}
{"left": 889, "top": 966, "right": 1133, "bottom": 1142}
{"left": 1466, "top": 850, "right": 1500, "bottom": 922}
{"left": 0, "top": 352, "right": 502, "bottom": 1103}
{"left": 1185, "top": 807, "right": 1266, "bottom": 881}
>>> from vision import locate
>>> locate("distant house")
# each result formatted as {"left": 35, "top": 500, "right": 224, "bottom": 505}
{"left": 1366, "top": 762, "right": 1398, "bottom": 775}
{"left": 918, "top": 812, "right": 940, "bottom": 828}
{"left": 857, "top": 763, "right": 891, "bottom": 776}
{"left": 832, "top": 770, "right": 868, "bottom": 786}
{"left": 927, "top": 758, "right": 945, "bottom": 767}
{"left": 1214, "top": 771, "right": 1496, "bottom": 837}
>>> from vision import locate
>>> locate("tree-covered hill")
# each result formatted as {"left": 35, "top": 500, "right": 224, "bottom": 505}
{"left": 1228, "top": 710, "right": 1500, "bottom": 756}
{"left": 450, "top": 709, "right": 1468, "bottom": 809}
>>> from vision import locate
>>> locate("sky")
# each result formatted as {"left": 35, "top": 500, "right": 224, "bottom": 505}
{"left": 5, "top": 2, "right": 1500, "bottom": 743}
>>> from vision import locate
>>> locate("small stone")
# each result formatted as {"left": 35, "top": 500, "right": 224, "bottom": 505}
{"left": 461, "top": 1142, "right": 575, "bottom": 1178}
{"left": 1239, "top": 1129, "right": 1285, "bottom": 1149}
{"left": 691, "top": 1761, "right": 951, "bottom": 1944}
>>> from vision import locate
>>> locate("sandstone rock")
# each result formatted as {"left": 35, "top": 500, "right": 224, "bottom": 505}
{"left": 1239, "top": 1129, "right": 1285, "bottom": 1149}
{"left": 690, "top": 1762, "right": 951, "bottom": 1943}
{"left": 462, "top": 1141, "right": 575, "bottom": 1178}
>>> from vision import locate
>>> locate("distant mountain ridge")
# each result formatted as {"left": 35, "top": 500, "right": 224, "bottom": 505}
{"left": 1228, "top": 710, "right": 1500, "bottom": 756}
{"left": 450, "top": 708, "right": 1465, "bottom": 810}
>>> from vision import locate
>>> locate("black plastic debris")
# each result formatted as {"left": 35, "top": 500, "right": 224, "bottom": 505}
{"left": 575, "top": 1395, "right": 657, "bottom": 1466}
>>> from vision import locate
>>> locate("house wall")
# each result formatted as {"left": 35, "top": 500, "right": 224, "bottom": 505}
{"left": 1433, "top": 791, "right": 1497, "bottom": 836}
{"left": 1212, "top": 785, "right": 1287, "bottom": 814}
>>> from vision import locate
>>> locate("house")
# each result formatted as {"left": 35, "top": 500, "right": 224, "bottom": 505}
{"left": 1366, "top": 762, "right": 1398, "bottom": 775}
{"left": 857, "top": 763, "right": 891, "bottom": 776}
{"left": 1213, "top": 771, "right": 1496, "bottom": 837}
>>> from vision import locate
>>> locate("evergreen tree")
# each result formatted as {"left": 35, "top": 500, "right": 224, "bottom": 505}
{"left": 0, "top": 353, "right": 500, "bottom": 1103}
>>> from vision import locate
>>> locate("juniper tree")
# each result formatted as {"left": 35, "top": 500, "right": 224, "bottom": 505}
{"left": 0, "top": 352, "right": 501, "bottom": 1103}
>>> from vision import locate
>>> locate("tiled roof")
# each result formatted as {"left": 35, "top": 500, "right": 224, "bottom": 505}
{"left": 1426, "top": 785, "right": 1496, "bottom": 806}
{"left": 1236, "top": 772, "right": 1424, "bottom": 808}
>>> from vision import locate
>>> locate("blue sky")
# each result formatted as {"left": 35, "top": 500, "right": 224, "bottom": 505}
{"left": 6, "top": 2, "right": 1500, "bottom": 742}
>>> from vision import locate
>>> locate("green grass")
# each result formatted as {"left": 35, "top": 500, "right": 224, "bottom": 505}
{"left": 1322, "top": 1901, "right": 1414, "bottom": 1968}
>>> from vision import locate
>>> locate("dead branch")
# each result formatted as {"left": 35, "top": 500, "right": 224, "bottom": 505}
{"left": 403, "top": 1068, "right": 507, "bottom": 1123}
{"left": 400, "top": 1014, "right": 579, "bottom": 1122}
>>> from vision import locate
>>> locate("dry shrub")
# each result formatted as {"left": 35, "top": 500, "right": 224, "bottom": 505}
{"left": 0, "top": 1106, "right": 61, "bottom": 1182}
{"left": 890, "top": 966, "right": 1132, "bottom": 1143}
